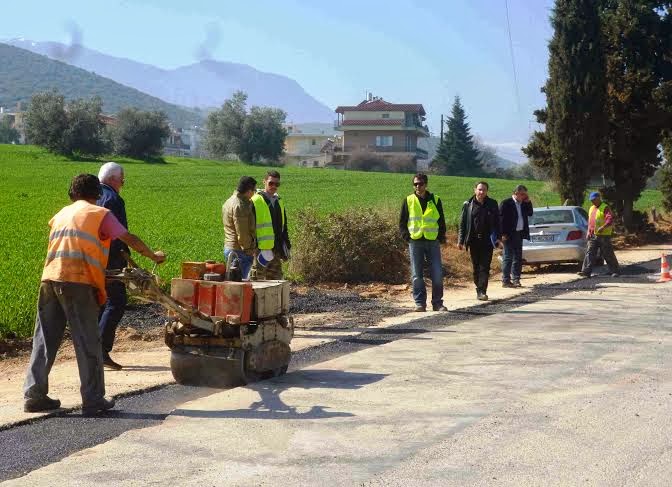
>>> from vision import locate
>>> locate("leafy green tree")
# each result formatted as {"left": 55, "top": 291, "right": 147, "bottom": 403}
{"left": 111, "top": 108, "right": 170, "bottom": 159}
{"left": 205, "top": 91, "right": 247, "bottom": 158}
{"left": 522, "top": 108, "right": 552, "bottom": 173}
{"left": 25, "top": 91, "right": 68, "bottom": 153}
{"left": 239, "top": 106, "right": 288, "bottom": 162}
{"left": 62, "top": 97, "right": 107, "bottom": 156}
{"left": 544, "top": 0, "right": 607, "bottom": 206}
{"left": 660, "top": 137, "right": 672, "bottom": 212}
{"left": 206, "top": 91, "right": 288, "bottom": 163}
{"left": 431, "top": 96, "right": 481, "bottom": 176}
{"left": 0, "top": 118, "right": 19, "bottom": 144}
{"left": 601, "top": 0, "right": 672, "bottom": 229}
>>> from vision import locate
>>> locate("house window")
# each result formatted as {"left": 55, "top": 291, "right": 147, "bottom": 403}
{"left": 382, "top": 113, "right": 390, "bottom": 119}
{"left": 376, "top": 135, "right": 393, "bottom": 147}
{"left": 313, "top": 160, "right": 319, "bottom": 167}
{"left": 311, "top": 139, "right": 316, "bottom": 145}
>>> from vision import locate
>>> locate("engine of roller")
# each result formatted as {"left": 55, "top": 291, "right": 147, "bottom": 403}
{"left": 106, "top": 258, "right": 293, "bottom": 387}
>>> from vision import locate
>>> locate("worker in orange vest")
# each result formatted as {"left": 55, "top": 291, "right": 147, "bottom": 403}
{"left": 23, "top": 174, "right": 166, "bottom": 416}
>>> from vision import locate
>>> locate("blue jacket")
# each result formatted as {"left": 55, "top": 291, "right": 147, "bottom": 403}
{"left": 97, "top": 184, "right": 129, "bottom": 269}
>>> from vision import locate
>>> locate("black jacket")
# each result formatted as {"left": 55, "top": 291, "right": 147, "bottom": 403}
{"left": 253, "top": 192, "right": 291, "bottom": 257}
{"left": 458, "top": 196, "right": 500, "bottom": 248}
{"left": 499, "top": 197, "right": 533, "bottom": 240}
{"left": 399, "top": 192, "right": 447, "bottom": 243}
{"left": 96, "top": 184, "right": 129, "bottom": 270}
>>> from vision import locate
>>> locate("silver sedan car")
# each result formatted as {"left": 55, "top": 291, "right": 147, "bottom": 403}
{"left": 522, "top": 206, "right": 593, "bottom": 266}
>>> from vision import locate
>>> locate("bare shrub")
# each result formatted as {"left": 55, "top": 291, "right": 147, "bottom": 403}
{"left": 347, "top": 151, "right": 389, "bottom": 172}
{"left": 289, "top": 208, "right": 408, "bottom": 284}
{"left": 387, "top": 155, "right": 417, "bottom": 173}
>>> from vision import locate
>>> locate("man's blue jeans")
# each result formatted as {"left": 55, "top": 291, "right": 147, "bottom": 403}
{"left": 409, "top": 239, "right": 444, "bottom": 308}
{"left": 502, "top": 231, "right": 524, "bottom": 283}
{"left": 224, "top": 248, "right": 254, "bottom": 279}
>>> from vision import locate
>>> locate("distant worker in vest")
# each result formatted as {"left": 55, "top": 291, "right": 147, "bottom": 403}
{"left": 223, "top": 176, "right": 258, "bottom": 279}
{"left": 250, "top": 170, "right": 291, "bottom": 280}
{"left": 499, "top": 184, "right": 533, "bottom": 288}
{"left": 458, "top": 181, "right": 501, "bottom": 301}
{"left": 578, "top": 192, "right": 620, "bottom": 278}
{"left": 399, "top": 173, "right": 448, "bottom": 312}
{"left": 24, "top": 174, "right": 166, "bottom": 415}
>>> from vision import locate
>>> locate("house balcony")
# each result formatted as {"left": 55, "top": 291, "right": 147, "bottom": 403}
{"left": 342, "top": 145, "right": 429, "bottom": 158}
{"left": 334, "top": 120, "right": 430, "bottom": 136}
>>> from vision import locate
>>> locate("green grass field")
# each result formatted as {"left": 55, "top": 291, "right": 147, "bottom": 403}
{"left": 0, "top": 144, "right": 662, "bottom": 337}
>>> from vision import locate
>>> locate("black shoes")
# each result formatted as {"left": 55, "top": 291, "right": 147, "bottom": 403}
{"left": 577, "top": 271, "right": 591, "bottom": 278}
{"left": 433, "top": 305, "right": 448, "bottom": 312}
{"left": 103, "top": 355, "right": 123, "bottom": 371}
{"left": 24, "top": 396, "right": 61, "bottom": 413}
{"left": 512, "top": 280, "right": 522, "bottom": 288}
{"left": 502, "top": 281, "right": 515, "bottom": 288}
{"left": 82, "top": 397, "right": 116, "bottom": 416}
{"left": 414, "top": 305, "right": 426, "bottom": 312}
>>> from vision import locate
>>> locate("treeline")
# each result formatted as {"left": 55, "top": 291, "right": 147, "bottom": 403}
{"left": 523, "top": 0, "right": 672, "bottom": 229}
{"left": 25, "top": 91, "right": 170, "bottom": 160}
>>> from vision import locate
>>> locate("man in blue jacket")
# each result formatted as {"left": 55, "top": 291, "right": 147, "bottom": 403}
{"left": 499, "top": 184, "right": 533, "bottom": 288}
{"left": 97, "top": 162, "right": 156, "bottom": 371}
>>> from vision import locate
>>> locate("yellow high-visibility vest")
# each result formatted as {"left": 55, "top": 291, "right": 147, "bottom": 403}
{"left": 251, "top": 192, "right": 285, "bottom": 250}
{"left": 407, "top": 193, "right": 440, "bottom": 240}
{"left": 590, "top": 202, "right": 613, "bottom": 236}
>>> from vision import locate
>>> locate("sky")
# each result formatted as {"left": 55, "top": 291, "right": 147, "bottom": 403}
{"left": 2, "top": 0, "right": 555, "bottom": 162}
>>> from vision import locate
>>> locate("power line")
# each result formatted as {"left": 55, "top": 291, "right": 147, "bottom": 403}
{"left": 504, "top": 0, "right": 522, "bottom": 116}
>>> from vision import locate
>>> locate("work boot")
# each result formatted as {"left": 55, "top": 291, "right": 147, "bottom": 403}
{"left": 577, "top": 271, "right": 591, "bottom": 278}
{"left": 502, "top": 281, "right": 515, "bottom": 288}
{"left": 477, "top": 292, "right": 488, "bottom": 301}
{"left": 512, "top": 280, "right": 522, "bottom": 288}
{"left": 24, "top": 396, "right": 61, "bottom": 413}
{"left": 433, "top": 305, "right": 448, "bottom": 312}
{"left": 82, "top": 397, "right": 115, "bottom": 417}
{"left": 414, "top": 305, "right": 426, "bottom": 312}
{"left": 103, "top": 354, "right": 123, "bottom": 371}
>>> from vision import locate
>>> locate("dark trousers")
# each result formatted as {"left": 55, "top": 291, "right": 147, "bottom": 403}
{"left": 469, "top": 237, "right": 494, "bottom": 294}
{"left": 502, "top": 231, "right": 524, "bottom": 283}
{"left": 98, "top": 280, "right": 127, "bottom": 355}
{"left": 581, "top": 235, "right": 620, "bottom": 275}
{"left": 409, "top": 239, "right": 444, "bottom": 308}
{"left": 24, "top": 281, "right": 106, "bottom": 406}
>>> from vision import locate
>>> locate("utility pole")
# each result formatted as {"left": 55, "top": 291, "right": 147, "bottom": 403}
{"left": 440, "top": 114, "right": 444, "bottom": 143}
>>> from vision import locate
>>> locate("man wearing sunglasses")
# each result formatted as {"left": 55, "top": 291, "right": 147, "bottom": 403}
{"left": 399, "top": 173, "right": 448, "bottom": 312}
{"left": 250, "top": 170, "right": 291, "bottom": 280}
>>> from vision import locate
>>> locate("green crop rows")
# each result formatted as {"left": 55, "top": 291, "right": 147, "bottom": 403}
{"left": 0, "top": 144, "right": 662, "bottom": 337}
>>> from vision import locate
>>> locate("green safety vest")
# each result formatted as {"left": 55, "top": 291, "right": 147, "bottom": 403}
{"left": 407, "top": 193, "right": 440, "bottom": 240}
{"left": 590, "top": 202, "right": 613, "bottom": 236}
{"left": 251, "top": 192, "right": 286, "bottom": 250}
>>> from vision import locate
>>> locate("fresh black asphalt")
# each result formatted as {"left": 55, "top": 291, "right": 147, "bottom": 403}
{"left": 0, "top": 258, "right": 659, "bottom": 481}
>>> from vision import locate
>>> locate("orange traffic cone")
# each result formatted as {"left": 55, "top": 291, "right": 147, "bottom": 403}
{"left": 657, "top": 253, "right": 672, "bottom": 282}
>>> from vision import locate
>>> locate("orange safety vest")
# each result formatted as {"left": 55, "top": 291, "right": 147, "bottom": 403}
{"left": 42, "top": 200, "right": 112, "bottom": 304}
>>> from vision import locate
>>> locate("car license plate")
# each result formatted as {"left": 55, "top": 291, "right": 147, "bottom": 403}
{"left": 531, "top": 235, "right": 554, "bottom": 242}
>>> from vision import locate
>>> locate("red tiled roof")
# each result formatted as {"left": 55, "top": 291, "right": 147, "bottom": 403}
{"left": 335, "top": 99, "right": 426, "bottom": 115}
{"left": 339, "top": 119, "right": 404, "bottom": 126}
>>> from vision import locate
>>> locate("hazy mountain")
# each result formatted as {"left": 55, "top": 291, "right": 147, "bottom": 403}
{"left": 419, "top": 136, "right": 519, "bottom": 167}
{"left": 0, "top": 43, "right": 203, "bottom": 128}
{"left": 6, "top": 39, "right": 334, "bottom": 123}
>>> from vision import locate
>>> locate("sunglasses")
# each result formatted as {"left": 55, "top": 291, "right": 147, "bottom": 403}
{"left": 268, "top": 181, "right": 281, "bottom": 187}
{"left": 413, "top": 182, "right": 426, "bottom": 187}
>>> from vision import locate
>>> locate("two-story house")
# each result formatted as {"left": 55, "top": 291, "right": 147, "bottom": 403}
{"left": 283, "top": 123, "right": 341, "bottom": 167}
{"left": 334, "top": 95, "right": 429, "bottom": 166}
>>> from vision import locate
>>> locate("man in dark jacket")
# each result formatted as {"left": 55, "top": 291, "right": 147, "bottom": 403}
{"left": 499, "top": 184, "right": 533, "bottom": 288}
{"left": 458, "top": 181, "right": 501, "bottom": 301}
{"left": 399, "top": 173, "right": 448, "bottom": 312}
{"left": 96, "top": 162, "right": 152, "bottom": 371}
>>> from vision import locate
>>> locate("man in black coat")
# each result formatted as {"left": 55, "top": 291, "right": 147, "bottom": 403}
{"left": 499, "top": 184, "right": 533, "bottom": 288}
{"left": 458, "top": 181, "right": 501, "bottom": 301}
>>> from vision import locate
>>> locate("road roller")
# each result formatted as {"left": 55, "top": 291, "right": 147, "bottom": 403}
{"left": 106, "top": 258, "right": 293, "bottom": 387}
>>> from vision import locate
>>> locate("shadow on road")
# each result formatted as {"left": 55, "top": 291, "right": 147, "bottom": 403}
{"left": 172, "top": 369, "right": 387, "bottom": 421}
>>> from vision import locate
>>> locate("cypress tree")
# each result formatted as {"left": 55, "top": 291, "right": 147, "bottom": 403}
{"left": 431, "top": 96, "right": 482, "bottom": 176}
{"left": 544, "top": 0, "right": 607, "bottom": 206}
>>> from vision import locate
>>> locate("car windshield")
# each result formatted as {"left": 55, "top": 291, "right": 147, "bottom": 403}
{"left": 529, "top": 210, "right": 575, "bottom": 225}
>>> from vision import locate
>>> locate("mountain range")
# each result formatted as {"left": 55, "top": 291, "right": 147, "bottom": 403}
{"left": 6, "top": 39, "right": 334, "bottom": 124}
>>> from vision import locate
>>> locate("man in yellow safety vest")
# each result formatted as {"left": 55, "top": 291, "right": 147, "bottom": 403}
{"left": 250, "top": 170, "right": 290, "bottom": 280}
{"left": 23, "top": 174, "right": 165, "bottom": 415}
{"left": 578, "top": 191, "right": 620, "bottom": 278}
{"left": 399, "top": 173, "right": 448, "bottom": 312}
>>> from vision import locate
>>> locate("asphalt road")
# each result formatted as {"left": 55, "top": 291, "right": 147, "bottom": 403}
{"left": 0, "top": 259, "right": 659, "bottom": 482}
